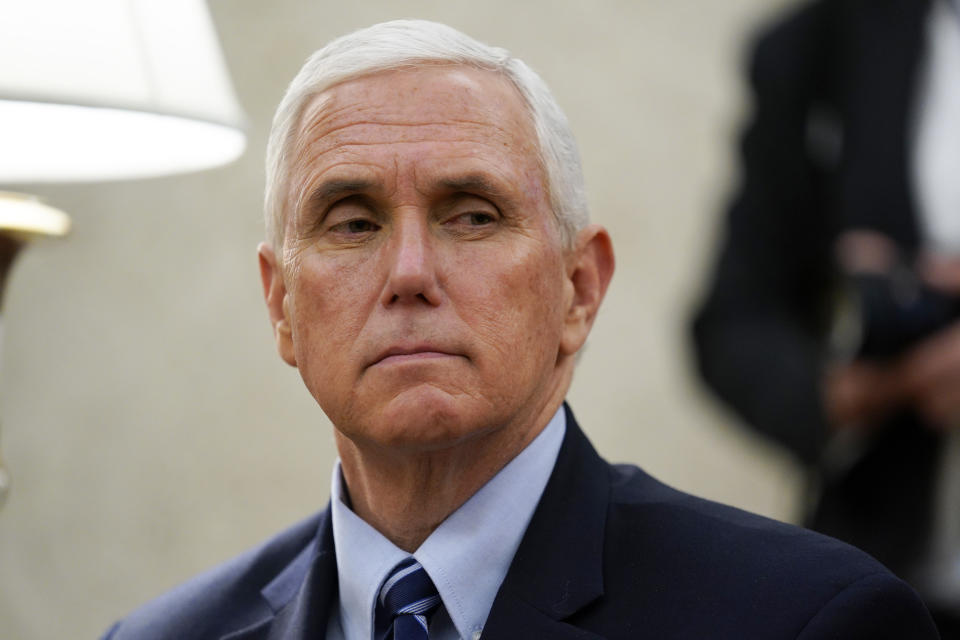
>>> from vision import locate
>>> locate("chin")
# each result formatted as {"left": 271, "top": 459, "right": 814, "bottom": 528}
{"left": 362, "top": 388, "right": 496, "bottom": 452}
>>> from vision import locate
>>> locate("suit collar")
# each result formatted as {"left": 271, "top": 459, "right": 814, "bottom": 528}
{"left": 481, "top": 404, "right": 609, "bottom": 639}
{"left": 260, "top": 532, "right": 322, "bottom": 613}
{"left": 222, "top": 510, "right": 339, "bottom": 640}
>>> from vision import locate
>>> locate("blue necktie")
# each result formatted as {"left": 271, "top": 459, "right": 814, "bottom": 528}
{"left": 379, "top": 558, "right": 441, "bottom": 640}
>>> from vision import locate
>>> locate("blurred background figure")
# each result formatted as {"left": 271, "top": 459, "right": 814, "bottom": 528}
{"left": 692, "top": 0, "right": 960, "bottom": 634}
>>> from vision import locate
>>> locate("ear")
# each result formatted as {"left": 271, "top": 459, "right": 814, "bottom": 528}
{"left": 257, "top": 242, "right": 297, "bottom": 367}
{"left": 560, "top": 224, "right": 615, "bottom": 357}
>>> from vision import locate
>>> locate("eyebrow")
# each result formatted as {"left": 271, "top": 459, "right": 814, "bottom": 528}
{"left": 439, "top": 175, "right": 505, "bottom": 197}
{"left": 303, "top": 178, "right": 375, "bottom": 213}
{"left": 301, "top": 173, "right": 519, "bottom": 215}
{"left": 438, "top": 174, "right": 518, "bottom": 209}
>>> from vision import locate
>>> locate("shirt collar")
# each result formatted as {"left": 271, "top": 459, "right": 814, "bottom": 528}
{"left": 330, "top": 405, "right": 566, "bottom": 640}
{"left": 330, "top": 466, "right": 407, "bottom": 640}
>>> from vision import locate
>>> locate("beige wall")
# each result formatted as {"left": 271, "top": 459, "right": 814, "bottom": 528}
{"left": 0, "top": 1, "right": 799, "bottom": 637}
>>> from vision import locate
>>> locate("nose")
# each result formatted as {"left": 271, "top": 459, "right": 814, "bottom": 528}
{"left": 381, "top": 213, "right": 442, "bottom": 307}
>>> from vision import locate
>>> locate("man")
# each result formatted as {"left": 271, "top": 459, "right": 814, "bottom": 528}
{"left": 103, "top": 19, "right": 937, "bottom": 639}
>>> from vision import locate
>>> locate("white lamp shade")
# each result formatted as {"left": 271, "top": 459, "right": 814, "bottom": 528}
{"left": 0, "top": 0, "right": 247, "bottom": 182}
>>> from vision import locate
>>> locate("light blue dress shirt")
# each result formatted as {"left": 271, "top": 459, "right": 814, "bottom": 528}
{"left": 325, "top": 406, "right": 566, "bottom": 640}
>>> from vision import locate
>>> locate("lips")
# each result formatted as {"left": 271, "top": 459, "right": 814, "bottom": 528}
{"left": 370, "top": 345, "right": 461, "bottom": 367}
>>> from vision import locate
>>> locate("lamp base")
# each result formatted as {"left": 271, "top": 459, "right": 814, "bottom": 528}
{"left": 0, "top": 452, "right": 8, "bottom": 508}
{"left": 0, "top": 192, "right": 70, "bottom": 510}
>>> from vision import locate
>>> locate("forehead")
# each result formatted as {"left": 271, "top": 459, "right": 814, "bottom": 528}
{"left": 290, "top": 65, "right": 543, "bottom": 185}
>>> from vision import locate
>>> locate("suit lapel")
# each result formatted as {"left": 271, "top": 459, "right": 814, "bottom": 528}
{"left": 222, "top": 508, "right": 339, "bottom": 640}
{"left": 482, "top": 405, "right": 609, "bottom": 639}
{"left": 481, "top": 595, "right": 607, "bottom": 640}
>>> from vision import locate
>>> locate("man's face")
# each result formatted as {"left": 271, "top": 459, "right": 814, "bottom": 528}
{"left": 263, "top": 66, "right": 578, "bottom": 452}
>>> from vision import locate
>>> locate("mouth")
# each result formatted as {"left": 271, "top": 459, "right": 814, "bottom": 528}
{"left": 370, "top": 345, "right": 462, "bottom": 367}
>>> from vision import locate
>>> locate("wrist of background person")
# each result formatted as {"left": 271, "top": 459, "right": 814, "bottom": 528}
{"left": 823, "top": 360, "right": 906, "bottom": 431}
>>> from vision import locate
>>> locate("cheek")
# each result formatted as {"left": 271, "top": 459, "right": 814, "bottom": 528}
{"left": 454, "top": 245, "right": 566, "bottom": 366}
{"left": 288, "top": 258, "right": 378, "bottom": 367}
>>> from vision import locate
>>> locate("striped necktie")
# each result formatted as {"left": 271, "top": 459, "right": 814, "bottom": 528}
{"left": 378, "top": 558, "right": 442, "bottom": 640}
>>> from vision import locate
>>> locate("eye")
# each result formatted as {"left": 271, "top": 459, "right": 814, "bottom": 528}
{"left": 327, "top": 216, "right": 381, "bottom": 239}
{"left": 344, "top": 218, "right": 378, "bottom": 234}
{"left": 443, "top": 193, "right": 500, "bottom": 231}
{"left": 442, "top": 205, "right": 500, "bottom": 238}
{"left": 464, "top": 211, "right": 496, "bottom": 226}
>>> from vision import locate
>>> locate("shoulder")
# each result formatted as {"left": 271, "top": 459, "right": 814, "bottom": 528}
{"left": 748, "top": 0, "right": 923, "bottom": 82}
{"left": 605, "top": 462, "right": 888, "bottom": 584}
{"left": 101, "top": 512, "right": 324, "bottom": 640}
{"left": 597, "top": 464, "right": 937, "bottom": 638}
{"left": 744, "top": 0, "right": 842, "bottom": 98}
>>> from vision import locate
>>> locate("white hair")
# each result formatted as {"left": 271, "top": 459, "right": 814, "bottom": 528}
{"left": 263, "top": 19, "right": 589, "bottom": 251}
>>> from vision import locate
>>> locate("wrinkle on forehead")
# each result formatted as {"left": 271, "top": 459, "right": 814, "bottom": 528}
{"left": 295, "top": 66, "right": 537, "bottom": 161}
{"left": 298, "top": 86, "right": 535, "bottom": 156}
{"left": 300, "top": 66, "right": 532, "bottom": 130}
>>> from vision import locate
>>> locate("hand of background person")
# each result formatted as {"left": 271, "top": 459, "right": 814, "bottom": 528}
{"left": 825, "top": 360, "right": 908, "bottom": 431}
{"left": 898, "top": 254, "right": 960, "bottom": 428}
{"left": 897, "top": 316, "right": 960, "bottom": 429}
{"left": 826, "top": 253, "right": 960, "bottom": 432}
{"left": 824, "top": 230, "right": 907, "bottom": 431}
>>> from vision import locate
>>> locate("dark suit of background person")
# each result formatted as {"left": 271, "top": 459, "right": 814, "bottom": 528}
{"left": 102, "top": 407, "right": 937, "bottom": 640}
{"left": 691, "top": 0, "right": 960, "bottom": 633}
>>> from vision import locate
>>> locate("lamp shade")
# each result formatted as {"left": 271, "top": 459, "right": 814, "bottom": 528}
{"left": 0, "top": 0, "right": 246, "bottom": 182}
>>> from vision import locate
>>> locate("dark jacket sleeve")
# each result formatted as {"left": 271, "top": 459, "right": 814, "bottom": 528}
{"left": 691, "top": 0, "right": 842, "bottom": 465}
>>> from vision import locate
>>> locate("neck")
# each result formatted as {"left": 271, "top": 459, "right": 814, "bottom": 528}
{"left": 335, "top": 368, "right": 571, "bottom": 552}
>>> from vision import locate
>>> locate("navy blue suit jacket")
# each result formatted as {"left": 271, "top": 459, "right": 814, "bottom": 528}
{"left": 104, "top": 406, "right": 938, "bottom": 638}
